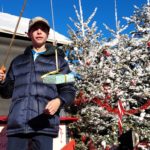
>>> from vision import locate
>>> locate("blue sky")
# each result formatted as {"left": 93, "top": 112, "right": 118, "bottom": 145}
{"left": 0, "top": 0, "right": 146, "bottom": 38}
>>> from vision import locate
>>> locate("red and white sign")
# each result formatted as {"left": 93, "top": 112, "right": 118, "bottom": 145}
{"left": 53, "top": 125, "right": 67, "bottom": 150}
{"left": 0, "top": 126, "right": 7, "bottom": 150}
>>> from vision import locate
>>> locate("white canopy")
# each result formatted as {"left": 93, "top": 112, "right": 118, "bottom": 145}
{"left": 0, "top": 12, "right": 72, "bottom": 45}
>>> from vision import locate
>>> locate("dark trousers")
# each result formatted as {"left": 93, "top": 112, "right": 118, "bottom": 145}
{"left": 7, "top": 133, "right": 53, "bottom": 150}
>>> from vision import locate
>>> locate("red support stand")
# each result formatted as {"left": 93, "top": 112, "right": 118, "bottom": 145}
{"left": 0, "top": 116, "right": 78, "bottom": 150}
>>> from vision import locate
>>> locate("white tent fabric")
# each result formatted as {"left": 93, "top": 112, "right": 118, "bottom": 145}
{"left": 0, "top": 12, "right": 72, "bottom": 45}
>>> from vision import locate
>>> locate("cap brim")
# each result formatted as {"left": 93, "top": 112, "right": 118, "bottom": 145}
{"left": 28, "top": 21, "right": 50, "bottom": 32}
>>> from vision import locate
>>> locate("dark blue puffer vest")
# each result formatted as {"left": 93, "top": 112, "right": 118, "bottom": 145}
{"left": 0, "top": 45, "right": 76, "bottom": 136}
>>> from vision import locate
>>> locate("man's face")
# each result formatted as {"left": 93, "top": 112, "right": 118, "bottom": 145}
{"left": 28, "top": 23, "right": 49, "bottom": 48}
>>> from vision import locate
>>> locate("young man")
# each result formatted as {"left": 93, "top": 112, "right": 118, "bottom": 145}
{"left": 0, "top": 17, "right": 76, "bottom": 150}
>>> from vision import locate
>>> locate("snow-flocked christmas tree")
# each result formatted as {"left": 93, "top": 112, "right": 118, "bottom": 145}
{"left": 66, "top": 0, "right": 150, "bottom": 149}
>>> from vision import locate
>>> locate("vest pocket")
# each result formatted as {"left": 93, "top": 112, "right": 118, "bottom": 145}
{"left": 7, "top": 98, "right": 26, "bottom": 129}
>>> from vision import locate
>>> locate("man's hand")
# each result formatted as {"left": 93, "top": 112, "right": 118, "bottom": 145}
{"left": 0, "top": 69, "right": 6, "bottom": 82}
{"left": 44, "top": 98, "right": 61, "bottom": 115}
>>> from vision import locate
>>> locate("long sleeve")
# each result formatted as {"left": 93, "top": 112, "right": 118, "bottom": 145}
{"left": 56, "top": 56, "right": 76, "bottom": 105}
{"left": 0, "top": 80, "right": 14, "bottom": 98}
{"left": 0, "top": 63, "right": 14, "bottom": 99}
{"left": 57, "top": 82, "right": 76, "bottom": 105}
